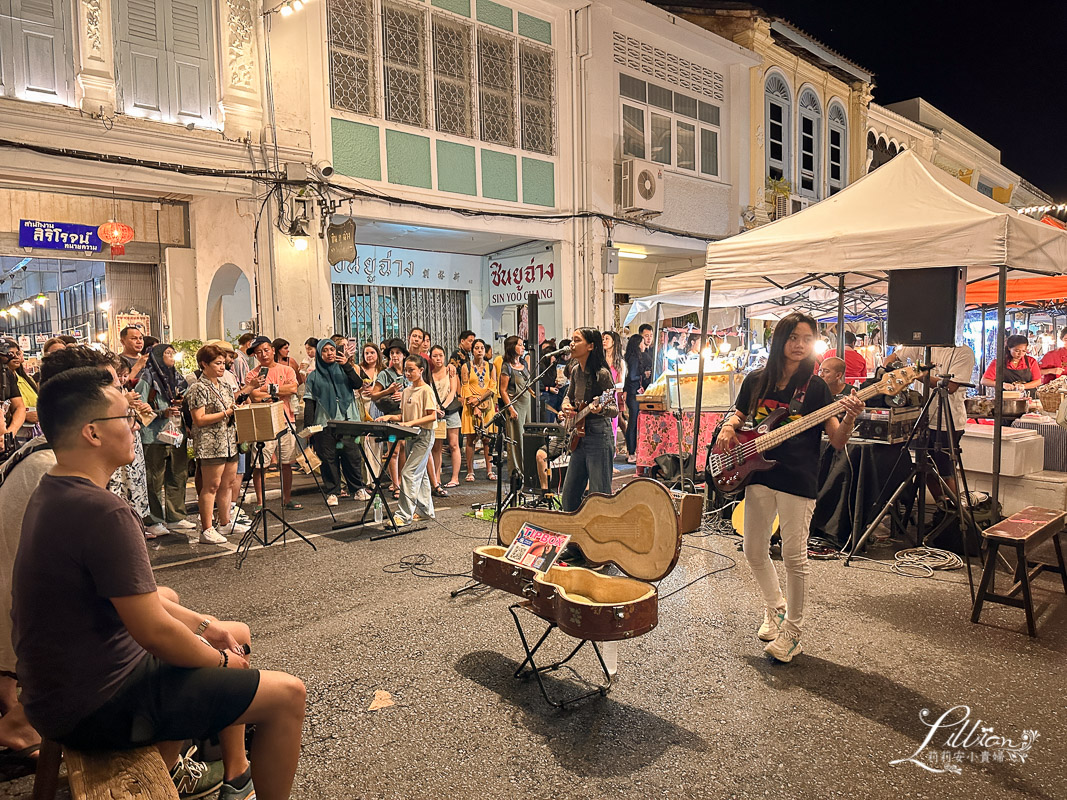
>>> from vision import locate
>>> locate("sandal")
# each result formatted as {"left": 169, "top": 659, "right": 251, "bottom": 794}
{"left": 444, "top": 481, "right": 460, "bottom": 488}
{"left": 465, "top": 473, "right": 475, "bottom": 482}
{"left": 432, "top": 486, "right": 449, "bottom": 498}
{"left": 282, "top": 501, "right": 303, "bottom": 510}
{"left": 486, "top": 472, "right": 497, "bottom": 482}
{"left": 0, "top": 743, "right": 41, "bottom": 767}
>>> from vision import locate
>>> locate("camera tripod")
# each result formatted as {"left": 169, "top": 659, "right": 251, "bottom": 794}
{"left": 843, "top": 368, "right": 979, "bottom": 600}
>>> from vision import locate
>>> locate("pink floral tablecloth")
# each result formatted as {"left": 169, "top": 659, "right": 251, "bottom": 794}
{"left": 636, "top": 410, "right": 723, "bottom": 469}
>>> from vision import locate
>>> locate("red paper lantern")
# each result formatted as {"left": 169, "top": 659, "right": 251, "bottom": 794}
{"left": 98, "top": 221, "right": 135, "bottom": 255}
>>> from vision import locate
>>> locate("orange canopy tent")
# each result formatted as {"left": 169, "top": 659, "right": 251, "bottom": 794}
{"left": 966, "top": 276, "right": 1067, "bottom": 305}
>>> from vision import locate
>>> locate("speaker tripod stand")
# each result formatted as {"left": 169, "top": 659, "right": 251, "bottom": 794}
{"left": 235, "top": 428, "right": 317, "bottom": 568}
{"left": 843, "top": 370, "right": 979, "bottom": 600}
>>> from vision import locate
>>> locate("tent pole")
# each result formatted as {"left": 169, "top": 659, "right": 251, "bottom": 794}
{"left": 836, "top": 275, "right": 846, "bottom": 358}
{"left": 992, "top": 265, "right": 1007, "bottom": 517}
{"left": 652, "top": 302, "right": 663, "bottom": 381}
{"left": 980, "top": 306, "right": 988, "bottom": 393}
{"left": 690, "top": 278, "right": 713, "bottom": 487}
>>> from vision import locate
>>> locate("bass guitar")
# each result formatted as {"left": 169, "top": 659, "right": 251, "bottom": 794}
{"left": 565, "top": 389, "right": 614, "bottom": 451}
{"left": 710, "top": 365, "right": 927, "bottom": 495}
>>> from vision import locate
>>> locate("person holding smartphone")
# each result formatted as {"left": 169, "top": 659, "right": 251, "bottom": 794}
{"left": 368, "top": 340, "right": 408, "bottom": 497}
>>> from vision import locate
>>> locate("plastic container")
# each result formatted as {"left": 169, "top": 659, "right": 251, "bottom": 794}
{"left": 961, "top": 423, "right": 1045, "bottom": 476}
{"left": 373, "top": 496, "right": 383, "bottom": 524}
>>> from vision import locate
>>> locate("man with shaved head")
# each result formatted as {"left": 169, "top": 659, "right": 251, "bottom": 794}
{"left": 818, "top": 357, "right": 854, "bottom": 399}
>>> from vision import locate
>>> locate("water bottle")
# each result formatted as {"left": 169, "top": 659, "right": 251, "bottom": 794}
{"left": 373, "top": 496, "right": 383, "bottom": 525}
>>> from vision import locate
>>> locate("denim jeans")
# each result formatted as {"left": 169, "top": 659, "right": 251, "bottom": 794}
{"left": 561, "top": 416, "right": 614, "bottom": 512}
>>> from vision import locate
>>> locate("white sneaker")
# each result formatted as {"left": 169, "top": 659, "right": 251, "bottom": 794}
{"left": 145, "top": 523, "right": 169, "bottom": 538}
{"left": 169, "top": 519, "right": 197, "bottom": 531}
{"left": 764, "top": 626, "right": 802, "bottom": 663}
{"left": 223, "top": 520, "right": 251, "bottom": 535}
{"left": 758, "top": 606, "right": 787, "bottom": 642}
{"left": 199, "top": 527, "right": 227, "bottom": 544}
{"left": 354, "top": 488, "right": 371, "bottom": 501}
{"left": 326, "top": 494, "right": 339, "bottom": 507}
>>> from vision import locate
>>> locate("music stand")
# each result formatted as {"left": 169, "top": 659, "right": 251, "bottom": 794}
{"left": 235, "top": 428, "right": 317, "bottom": 569}
{"left": 330, "top": 424, "right": 425, "bottom": 541}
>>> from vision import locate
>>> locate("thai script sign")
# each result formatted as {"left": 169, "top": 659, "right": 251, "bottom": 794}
{"left": 488, "top": 253, "right": 555, "bottom": 306}
{"left": 19, "top": 220, "right": 103, "bottom": 252}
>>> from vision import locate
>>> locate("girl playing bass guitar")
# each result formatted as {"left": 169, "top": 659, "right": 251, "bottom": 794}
{"left": 714, "top": 312, "right": 863, "bottom": 663}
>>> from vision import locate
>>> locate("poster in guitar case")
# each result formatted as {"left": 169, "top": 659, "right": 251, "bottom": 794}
{"left": 504, "top": 523, "right": 571, "bottom": 573}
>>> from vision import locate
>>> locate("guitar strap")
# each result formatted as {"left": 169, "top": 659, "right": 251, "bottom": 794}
{"left": 786, "top": 377, "right": 811, "bottom": 417}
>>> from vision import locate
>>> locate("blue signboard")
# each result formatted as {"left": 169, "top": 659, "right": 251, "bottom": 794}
{"left": 18, "top": 220, "right": 103, "bottom": 252}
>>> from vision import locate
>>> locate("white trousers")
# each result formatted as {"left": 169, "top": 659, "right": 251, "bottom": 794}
{"left": 742, "top": 483, "right": 814, "bottom": 632}
{"left": 397, "top": 427, "right": 435, "bottom": 523}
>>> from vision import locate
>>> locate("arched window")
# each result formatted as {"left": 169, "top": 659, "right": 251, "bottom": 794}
{"left": 797, "top": 87, "right": 821, "bottom": 199}
{"left": 764, "top": 72, "right": 791, "bottom": 183}
{"left": 827, "top": 102, "right": 847, "bottom": 195}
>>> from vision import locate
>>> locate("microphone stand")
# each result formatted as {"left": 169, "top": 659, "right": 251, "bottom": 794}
{"left": 451, "top": 354, "right": 563, "bottom": 600}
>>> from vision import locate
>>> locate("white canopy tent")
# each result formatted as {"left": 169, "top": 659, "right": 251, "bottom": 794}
{"left": 675, "top": 149, "right": 1067, "bottom": 514}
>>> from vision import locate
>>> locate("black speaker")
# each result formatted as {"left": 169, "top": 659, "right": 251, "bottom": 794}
{"left": 886, "top": 267, "right": 965, "bottom": 346}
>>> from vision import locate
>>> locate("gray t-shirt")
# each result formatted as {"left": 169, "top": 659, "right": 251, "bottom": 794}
{"left": 12, "top": 475, "right": 156, "bottom": 738}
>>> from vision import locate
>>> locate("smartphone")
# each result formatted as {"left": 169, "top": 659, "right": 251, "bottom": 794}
{"left": 258, "top": 366, "right": 269, "bottom": 378}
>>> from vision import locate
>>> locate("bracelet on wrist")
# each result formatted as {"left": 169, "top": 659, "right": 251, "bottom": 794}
{"left": 196, "top": 618, "right": 211, "bottom": 635}
{"left": 217, "top": 649, "right": 225, "bottom": 667}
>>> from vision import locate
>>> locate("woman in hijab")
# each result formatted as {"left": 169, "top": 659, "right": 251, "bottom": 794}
{"left": 303, "top": 338, "right": 368, "bottom": 506}
{"left": 135, "top": 343, "right": 195, "bottom": 535}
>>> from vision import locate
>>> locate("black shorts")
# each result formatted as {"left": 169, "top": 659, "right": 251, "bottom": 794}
{"left": 927, "top": 428, "right": 964, "bottom": 475}
{"left": 57, "top": 655, "right": 260, "bottom": 751}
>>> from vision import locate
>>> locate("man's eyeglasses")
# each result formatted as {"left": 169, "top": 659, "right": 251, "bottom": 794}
{"left": 90, "top": 409, "right": 143, "bottom": 430}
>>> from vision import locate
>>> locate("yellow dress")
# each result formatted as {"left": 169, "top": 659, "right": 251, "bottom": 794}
{"left": 460, "top": 359, "right": 497, "bottom": 435}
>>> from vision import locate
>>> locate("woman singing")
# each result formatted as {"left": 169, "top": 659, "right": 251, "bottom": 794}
{"left": 559, "top": 328, "right": 618, "bottom": 512}
{"left": 715, "top": 312, "right": 863, "bottom": 663}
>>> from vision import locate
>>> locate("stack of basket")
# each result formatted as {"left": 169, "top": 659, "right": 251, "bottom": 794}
{"left": 1037, "top": 376, "right": 1067, "bottom": 414}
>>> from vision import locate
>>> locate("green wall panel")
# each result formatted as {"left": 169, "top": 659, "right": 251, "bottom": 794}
{"left": 517, "top": 12, "right": 551, "bottom": 45}
{"left": 431, "top": 0, "right": 470, "bottom": 16}
{"left": 481, "top": 150, "right": 517, "bottom": 201}
{"left": 385, "top": 129, "right": 432, "bottom": 189}
{"left": 521, "top": 157, "right": 554, "bottom": 207}
{"left": 476, "top": 0, "right": 513, "bottom": 31}
{"left": 331, "top": 118, "right": 381, "bottom": 181}
{"left": 436, "top": 141, "right": 477, "bottom": 196}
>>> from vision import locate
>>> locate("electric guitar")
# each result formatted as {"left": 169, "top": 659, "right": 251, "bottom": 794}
{"left": 565, "top": 389, "right": 614, "bottom": 451}
{"left": 709, "top": 365, "right": 927, "bottom": 495}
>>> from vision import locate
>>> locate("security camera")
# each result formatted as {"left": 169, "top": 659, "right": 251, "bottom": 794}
{"left": 313, "top": 160, "right": 335, "bottom": 180}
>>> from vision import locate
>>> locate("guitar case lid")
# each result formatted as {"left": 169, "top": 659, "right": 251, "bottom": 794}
{"left": 497, "top": 478, "right": 682, "bottom": 583}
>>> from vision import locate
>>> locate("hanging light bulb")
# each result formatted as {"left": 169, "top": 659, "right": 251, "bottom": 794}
{"left": 20, "top": 301, "right": 32, "bottom": 312}
{"left": 279, "top": 1, "right": 293, "bottom": 15}
{"left": 292, "top": 0, "right": 304, "bottom": 9}
{"left": 35, "top": 294, "right": 47, "bottom": 305}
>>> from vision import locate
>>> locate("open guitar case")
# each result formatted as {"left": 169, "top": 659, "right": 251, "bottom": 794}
{"left": 470, "top": 478, "right": 682, "bottom": 707}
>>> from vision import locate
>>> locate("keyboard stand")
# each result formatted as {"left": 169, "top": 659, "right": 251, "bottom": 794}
{"left": 331, "top": 431, "right": 425, "bottom": 540}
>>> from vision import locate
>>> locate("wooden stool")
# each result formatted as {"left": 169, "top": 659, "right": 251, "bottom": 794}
{"left": 32, "top": 739, "right": 178, "bottom": 800}
{"left": 971, "top": 506, "right": 1067, "bottom": 636}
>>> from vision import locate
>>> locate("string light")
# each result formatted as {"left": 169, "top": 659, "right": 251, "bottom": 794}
{"left": 279, "top": 1, "right": 293, "bottom": 15}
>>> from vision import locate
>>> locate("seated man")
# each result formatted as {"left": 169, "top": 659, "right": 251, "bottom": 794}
{"left": 12, "top": 368, "right": 306, "bottom": 800}
{"left": 535, "top": 432, "right": 567, "bottom": 494}
{"left": 818, "top": 357, "right": 855, "bottom": 399}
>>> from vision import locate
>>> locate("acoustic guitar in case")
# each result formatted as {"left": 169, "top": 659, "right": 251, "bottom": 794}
{"left": 473, "top": 478, "right": 682, "bottom": 642}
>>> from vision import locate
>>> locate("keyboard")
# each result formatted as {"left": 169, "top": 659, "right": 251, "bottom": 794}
{"left": 326, "top": 420, "right": 419, "bottom": 440}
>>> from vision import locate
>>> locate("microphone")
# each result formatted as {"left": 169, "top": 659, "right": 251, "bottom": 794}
{"left": 542, "top": 345, "right": 572, "bottom": 359}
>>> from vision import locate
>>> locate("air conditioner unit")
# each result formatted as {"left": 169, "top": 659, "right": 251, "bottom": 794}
{"left": 773, "top": 193, "right": 789, "bottom": 220}
{"left": 620, "top": 159, "right": 665, "bottom": 213}
{"left": 790, "top": 195, "right": 810, "bottom": 215}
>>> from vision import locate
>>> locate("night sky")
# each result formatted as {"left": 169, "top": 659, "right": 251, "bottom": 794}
{"left": 752, "top": 1, "right": 1067, "bottom": 200}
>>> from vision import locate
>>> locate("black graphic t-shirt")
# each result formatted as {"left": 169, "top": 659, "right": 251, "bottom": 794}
{"left": 734, "top": 370, "right": 833, "bottom": 498}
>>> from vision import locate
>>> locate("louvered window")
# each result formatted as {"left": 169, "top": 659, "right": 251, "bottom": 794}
{"left": 431, "top": 14, "right": 472, "bottom": 138}
{"left": 797, "top": 88, "right": 821, "bottom": 199}
{"left": 764, "top": 72, "right": 791, "bottom": 182}
{"left": 519, "top": 43, "right": 553, "bottom": 155}
{"left": 382, "top": 0, "right": 426, "bottom": 127}
{"left": 329, "top": 0, "right": 376, "bottom": 116}
{"left": 477, "top": 29, "right": 514, "bottom": 147}
{"left": 116, "top": 0, "right": 216, "bottom": 126}
{"left": 0, "top": 0, "right": 74, "bottom": 105}
{"left": 828, "top": 102, "right": 847, "bottom": 194}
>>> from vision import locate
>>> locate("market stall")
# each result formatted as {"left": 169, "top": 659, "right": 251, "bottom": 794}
{"left": 676, "top": 149, "right": 1067, "bottom": 514}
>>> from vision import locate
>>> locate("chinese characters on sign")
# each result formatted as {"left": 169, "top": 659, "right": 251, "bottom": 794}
{"left": 488, "top": 254, "right": 555, "bottom": 306}
{"left": 326, "top": 219, "right": 357, "bottom": 266}
{"left": 18, "top": 220, "right": 103, "bottom": 252}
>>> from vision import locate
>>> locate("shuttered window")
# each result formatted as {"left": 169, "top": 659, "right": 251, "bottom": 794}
{"left": 0, "top": 0, "right": 74, "bottom": 105}
{"left": 115, "top": 0, "right": 216, "bottom": 126}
